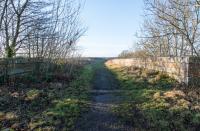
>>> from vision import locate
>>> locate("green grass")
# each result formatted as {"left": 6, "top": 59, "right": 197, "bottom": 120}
{"left": 0, "top": 65, "right": 94, "bottom": 131}
{"left": 107, "top": 65, "right": 200, "bottom": 131}
{"left": 29, "top": 65, "right": 94, "bottom": 131}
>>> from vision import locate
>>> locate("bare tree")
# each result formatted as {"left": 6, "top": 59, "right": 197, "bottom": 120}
{"left": 138, "top": 0, "right": 200, "bottom": 57}
{"left": 0, "top": 0, "right": 85, "bottom": 59}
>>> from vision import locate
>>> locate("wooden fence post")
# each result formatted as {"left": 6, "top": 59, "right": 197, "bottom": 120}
{"left": 5, "top": 59, "right": 9, "bottom": 85}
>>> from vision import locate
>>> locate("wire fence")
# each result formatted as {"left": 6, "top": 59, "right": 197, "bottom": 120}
{"left": 0, "top": 57, "right": 44, "bottom": 85}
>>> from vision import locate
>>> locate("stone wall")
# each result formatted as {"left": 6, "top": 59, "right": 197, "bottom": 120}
{"left": 106, "top": 57, "right": 200, "bottom": 86}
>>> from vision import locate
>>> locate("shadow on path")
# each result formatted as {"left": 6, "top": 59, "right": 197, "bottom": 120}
{"left": 75, "top": 62, "right": 134, "bottom": 131}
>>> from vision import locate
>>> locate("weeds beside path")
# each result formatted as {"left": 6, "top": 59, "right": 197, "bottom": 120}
{"left": 0, "top": 64, "right": 94, "bottom": 131}
{"left": 106, "top": 62, "right": 200, "bottom": 131}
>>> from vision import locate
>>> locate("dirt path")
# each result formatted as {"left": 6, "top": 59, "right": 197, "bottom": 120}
{"left": 75, "top": 63, "right": 133, "bottom": 131}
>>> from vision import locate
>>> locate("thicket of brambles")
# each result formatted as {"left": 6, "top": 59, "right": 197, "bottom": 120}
{"left": 120, "top": 0, "right": 200, "bottom": 58}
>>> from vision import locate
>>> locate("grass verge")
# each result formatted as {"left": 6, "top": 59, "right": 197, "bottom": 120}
{"left": 0, "top": 65, "right": 94, "bottom": 131}
{"left": 106, "top": 63, "right": 200, "bottom": 131}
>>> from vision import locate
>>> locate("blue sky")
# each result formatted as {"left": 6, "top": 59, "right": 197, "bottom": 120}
{"left": 78, "top": 0, "right": 144, "bottom": 57}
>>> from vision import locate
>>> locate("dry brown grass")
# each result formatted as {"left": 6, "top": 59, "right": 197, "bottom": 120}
{"left": 107, "top": 62, "right": 200, "bottom": 131}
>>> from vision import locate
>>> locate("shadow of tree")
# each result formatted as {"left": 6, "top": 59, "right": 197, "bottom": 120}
{"left": 108, "top": 65, "right": 200, "bottom": 131}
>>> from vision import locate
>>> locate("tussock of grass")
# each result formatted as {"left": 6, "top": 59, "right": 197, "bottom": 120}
{"left": 25, "top": 89, "right": 41, "bottom": 101}
{"left": 107, "top": 64, "right": 200, "bottom": 131}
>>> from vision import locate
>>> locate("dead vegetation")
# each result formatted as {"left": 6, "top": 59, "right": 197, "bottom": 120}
{"left": 107, "top": 63, "right": 200, "bottom": 131}
{"left": 0, "top": 63, "right": 94, "bottom": 130}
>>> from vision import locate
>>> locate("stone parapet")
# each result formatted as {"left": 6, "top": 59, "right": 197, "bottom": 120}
{"left": 106, "top": 57, "right": 200, "bottom": 86}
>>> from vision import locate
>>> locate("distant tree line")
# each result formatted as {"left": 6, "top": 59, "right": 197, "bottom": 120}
{"left": 0, "top": 0, "right": 85, "bottom": 59}
{"left": 118, "top": 50, "right": 151, "bottom": 58}
{"left": 122, "top": 0, "right": 200, "bottom": 58}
